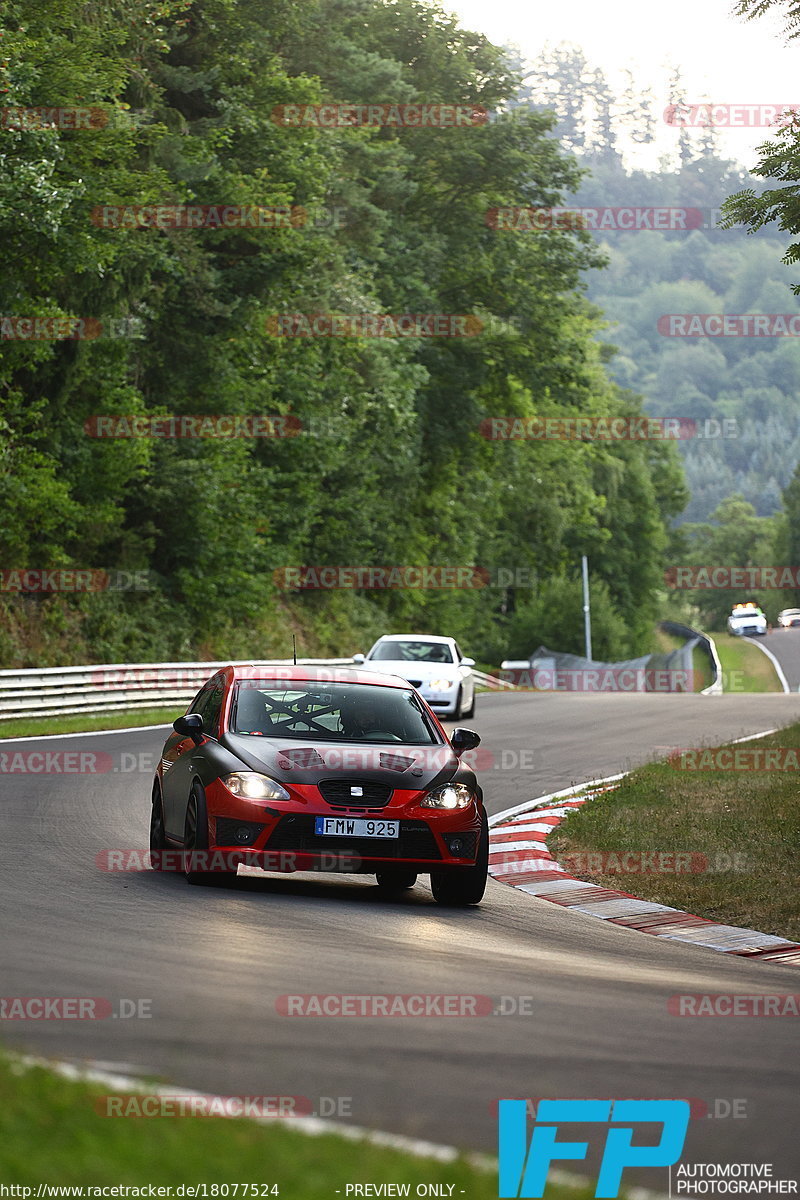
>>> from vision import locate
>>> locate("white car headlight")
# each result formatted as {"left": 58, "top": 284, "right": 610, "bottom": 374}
{"left": 221, "top": 772, "right": 290, "bottom": 801}
{"left": 429, "top": 678, "right": 455, "bottom": 691}
{"left": 420, "top": 783, "right": 474, "bottom": 809}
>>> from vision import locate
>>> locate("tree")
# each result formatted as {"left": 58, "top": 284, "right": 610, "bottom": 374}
{"left": 722, "top": 0, "right": 800, "bottom": 284}
{"left": 732, "top": 0, "right": 800, "bottom": 38}
{"left": 676, "top": 496, "right": 783, "bottom": 627}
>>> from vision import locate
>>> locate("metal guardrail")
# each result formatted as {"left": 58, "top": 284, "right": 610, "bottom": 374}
{"left": 0, "top": 659, "right": 514, "bottom": 720}
{"left": 658, "top": 621, "right": 723, "bottom": 695}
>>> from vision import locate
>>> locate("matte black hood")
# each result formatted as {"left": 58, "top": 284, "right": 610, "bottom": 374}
{"left": 219, "top": 733, "right": 467, "bottom": 792}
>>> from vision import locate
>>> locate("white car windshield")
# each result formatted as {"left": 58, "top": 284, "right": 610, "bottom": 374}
{"left": 370, "top": 640, "right": 455, "bottom": 663}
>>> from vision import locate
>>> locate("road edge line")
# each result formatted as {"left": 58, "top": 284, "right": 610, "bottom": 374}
{"left": 743, "top": 638, "right": 790, "bottom": 693}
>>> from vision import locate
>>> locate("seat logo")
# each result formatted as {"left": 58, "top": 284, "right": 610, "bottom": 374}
{"left": 350, "top": 786, "right": 364, "bottom": 797}
{"left": 498, "top": 1099, "right": 690, "bottom": 1198}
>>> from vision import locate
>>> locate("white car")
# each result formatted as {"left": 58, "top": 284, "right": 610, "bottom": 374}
{"left": 777, "top": 608, "right": 800, "bottom": 628}
{"left": 727, "top": 603, "right": 767, "bottom": 636}
{"left": 353, "top": 634, "right": 477, "bottom": 719}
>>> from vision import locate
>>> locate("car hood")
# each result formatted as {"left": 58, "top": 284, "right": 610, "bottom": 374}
{"left": 362, "top": 660, "right": 459, "bottom": 680}
{"left": 220, "top": 733, "right": 460, "bottom": 790}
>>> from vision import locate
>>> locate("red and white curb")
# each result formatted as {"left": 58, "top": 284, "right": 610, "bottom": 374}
{"left": 488, "top": 779, "right": 800, "bottom": 967}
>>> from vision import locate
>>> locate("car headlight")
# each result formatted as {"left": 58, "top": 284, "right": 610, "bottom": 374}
{"left": 420, "top": 782, "right": 475, "bottom": 809}
{"left": 221, "top": 772, "right": 290, "bottom": 801}
{"left": 429, "top": 678, "right": 455, "bottom": 691}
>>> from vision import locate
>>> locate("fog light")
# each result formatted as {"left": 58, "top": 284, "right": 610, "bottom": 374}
{"left": 215, "top": 817, "right": 265, "bottom": 846}
{"left": 443, "top": 832, "right": 476, "bottom": 858}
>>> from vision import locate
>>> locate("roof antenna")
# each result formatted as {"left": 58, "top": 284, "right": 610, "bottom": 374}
{"left": 292, "top": 634, "right": 297, "bottom": 666}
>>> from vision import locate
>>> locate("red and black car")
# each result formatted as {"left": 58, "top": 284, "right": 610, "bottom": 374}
{"left": 150, "top": 664, "right": 488, "bottom": 905}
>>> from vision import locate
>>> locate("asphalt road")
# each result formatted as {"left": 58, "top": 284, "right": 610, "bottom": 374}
{"left": 746, "top": 629, "right": 800, "bottom": 691}
{"left": 2, "top": 692, "right": 800, "bottom": 1189}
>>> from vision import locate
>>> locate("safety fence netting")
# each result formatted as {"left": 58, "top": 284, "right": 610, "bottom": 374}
{"left": 499, "top": 641, "right": 697, "bottom": 693}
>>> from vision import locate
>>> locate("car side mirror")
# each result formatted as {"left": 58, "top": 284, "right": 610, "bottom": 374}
{"left": 352, "top": 653, "right": 365, "bottom": 665}
{"left": 461, "top": 657, "right": 476, "bottom": 667}
{"left": 173, "top": 713, "right": 204, "bottom": 745}
{"left": 451, "top": 727, "right": 480, "bottom": 755}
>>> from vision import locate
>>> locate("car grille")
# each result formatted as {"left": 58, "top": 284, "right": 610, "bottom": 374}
{"left": 407, "top": 679, "right": 423, "bottom": 688}
{"left": 266, "top": 815, "right": 441, "bottom": 860}
{"left": 318, "top": 778, "right": 393, "bottom": 810}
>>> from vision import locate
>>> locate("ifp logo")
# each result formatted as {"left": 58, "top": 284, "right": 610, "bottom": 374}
{"left": 498, "top": 1099, "right": 690, "bottom": 1198}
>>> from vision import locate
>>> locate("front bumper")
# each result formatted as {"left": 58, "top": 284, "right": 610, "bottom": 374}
{"left": 205, "top": 778, "right": 482, "bottom": 872}
{"left": 417, "top": 688, "right": 459, "bottom": 715}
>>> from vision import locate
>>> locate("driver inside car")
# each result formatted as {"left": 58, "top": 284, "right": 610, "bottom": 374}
{"left": 340, "top": 694, "right": 395, "bottom": 740}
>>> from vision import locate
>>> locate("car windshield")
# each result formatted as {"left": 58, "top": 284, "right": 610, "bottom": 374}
{"left": 230, "top": 681, "right": 441, "bottom": 743}
{"left": 370, "top": 640, "right": 455, "bottom": 663}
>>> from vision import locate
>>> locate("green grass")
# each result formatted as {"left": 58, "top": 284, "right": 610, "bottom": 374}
{"left": 690, "top": 645, "right": 713, "bottom": 692}
{"left": 549, "top": 725, "right": 800, "bottom": 940}
{"left": 652, "top": 628, "right": 685, "bottom": 655}
{"left": 0, "top": 706, "right": 178, "bottom": 740}
{"left": 0, "top": 1052, "right": 595, "bottom": 1199}
{"left": 712, "top": 632, "right": 782, "bottom": 693}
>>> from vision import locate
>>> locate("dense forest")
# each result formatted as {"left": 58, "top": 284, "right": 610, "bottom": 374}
{"left": 507, "top": 44, "right": 800, "bottom": 524}
{"left": 0, "top": 0, "right": 691, "bottom": 667}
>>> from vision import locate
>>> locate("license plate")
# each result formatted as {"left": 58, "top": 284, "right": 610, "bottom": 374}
{"left": 314, "top": 817, "right": 399, "bottom": 838}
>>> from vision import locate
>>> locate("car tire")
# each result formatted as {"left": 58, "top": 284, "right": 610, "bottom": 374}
{"left": 149, "top": 781, "right": 167, "bottom": 853}
{"left": 430, "top": 812, "right": 489, "bottom": 907}
{"left": 375, "top": 870, "right": 417, "bottom": 892}
{"left": 183, "top": 783, "right": 234, "bottom": 886}
{"left": 462, "top": 688, "right": 476, "bottom": 719}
